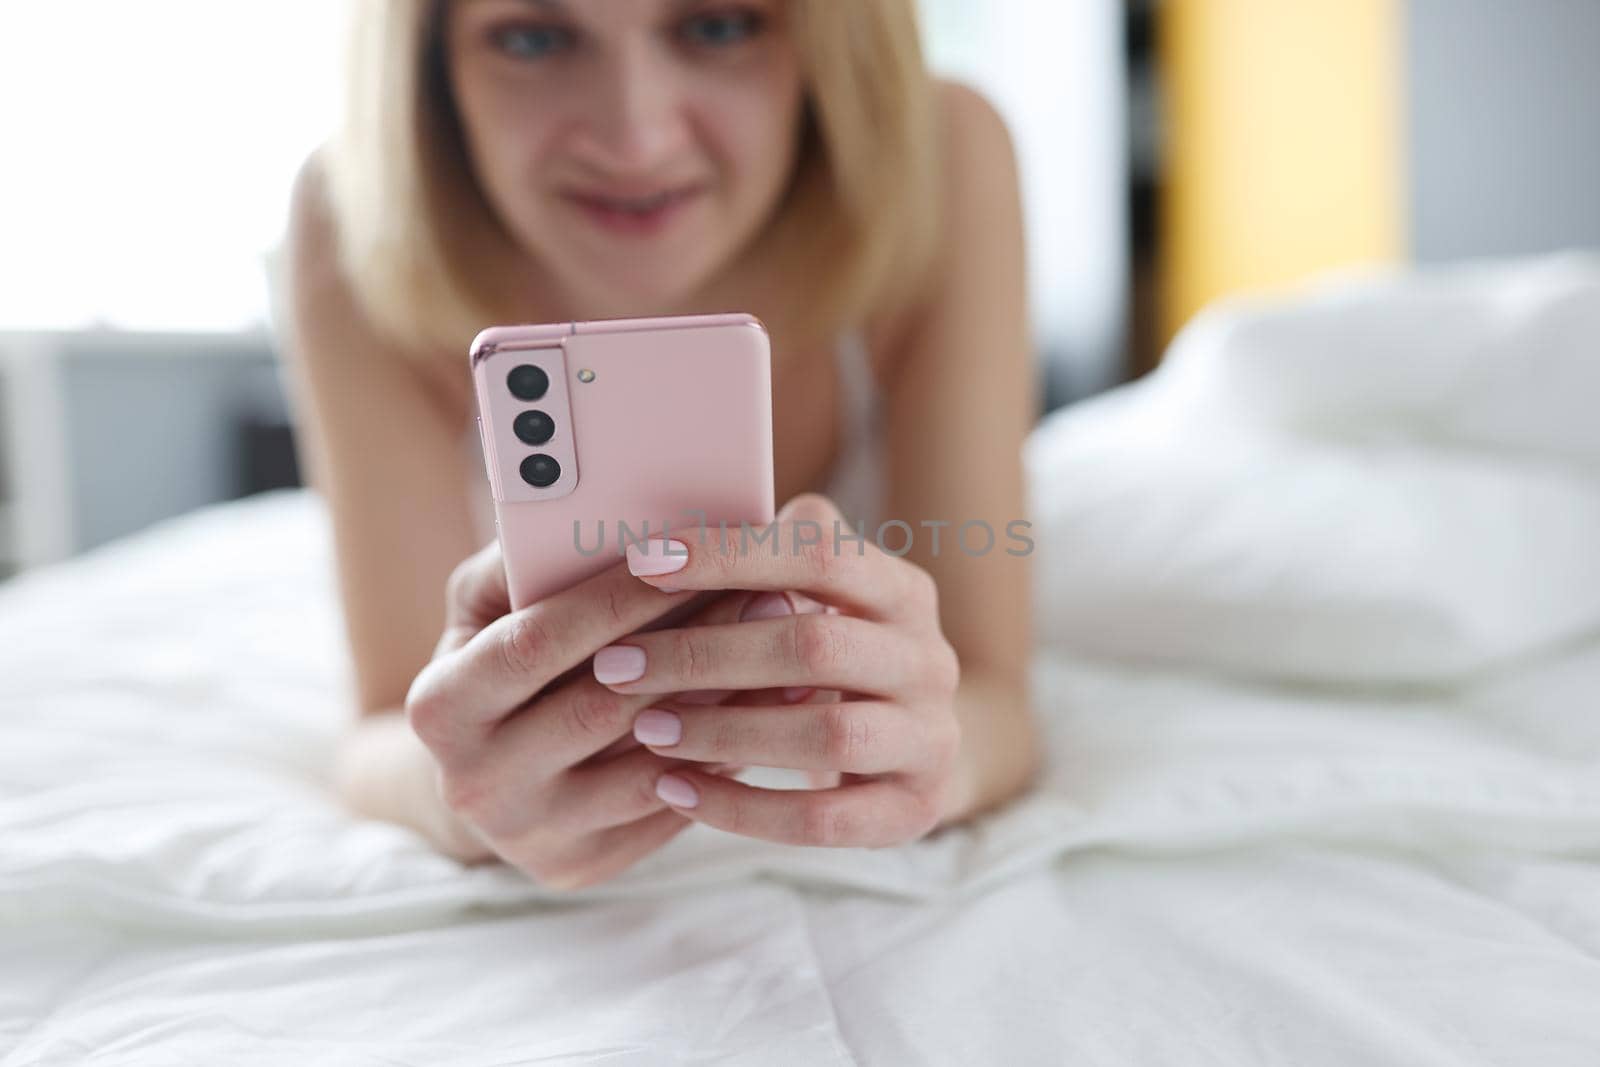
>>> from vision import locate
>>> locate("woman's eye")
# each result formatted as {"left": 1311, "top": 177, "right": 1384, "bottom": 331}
{"left": 676, "top": 10, "right": 766, "bottom": 49}
{"left": 489, "top": 23, "right": 576, "bottom": 60}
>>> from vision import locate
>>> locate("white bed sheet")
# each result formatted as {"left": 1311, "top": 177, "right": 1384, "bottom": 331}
{"left": 6, "top": 254, "right": 1600, "bottom": 1064}
{"left": 4, "top": 489, "right": 1599, "bottom": 1065}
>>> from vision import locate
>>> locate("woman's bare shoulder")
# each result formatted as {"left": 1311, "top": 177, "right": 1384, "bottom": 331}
{"left": 283, "top": 149, "right": 366, "bottom": 374}
{"left": 934, "top": 79, "right": 1017, "bottom": 155}
{"left": 283, "top": 151, "right": 467, "bottom": 413}
{"left": 867, "top": 79, "right": 1022, "bottom": 374}
{"left": 285, "top": 150, "right": 343, "bottom": 302}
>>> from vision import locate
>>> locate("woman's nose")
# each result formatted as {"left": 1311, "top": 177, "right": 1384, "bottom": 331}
{"left": 574, "top": 43, "right": 691, "bottom": 173}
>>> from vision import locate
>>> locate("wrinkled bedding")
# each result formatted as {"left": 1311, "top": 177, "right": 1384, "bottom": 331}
{"left": 4, "top": 254, "right": 1600, "bottom": 1065}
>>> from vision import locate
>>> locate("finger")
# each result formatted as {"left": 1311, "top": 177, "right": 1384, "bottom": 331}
{"left": 632, "top": 700, "right": 931, "bottom": 775}
{"left": 676, "top": 689, "right": 737, "bottom": 705}
{"left": 671, "top": 589, "right": 830, "bottom": 707}
{"left": 586, "top": 732, "right": 739, "bottom": 776}
{"left": 534, "top": 808, "right": 695, "bottom": 891}
{"left": 483, "top": 663, "right": 772, "bottom": 782}
{"left": 434, "top": 541, "right": 513, "bottom": 657}
{"left": 679, "top": 685, "right": 824, "bottom": 706}
{"left": 544, "top": 746, "right": 720, "bottom": 835}
{"left": 456, "top": 720, "right": 747, "bottom": 843}
{"left": 433, "top": 528, "right": 825, "bottom": 659}
{"left": 650, "top": 771, "right": 941, "bottom": 848}
{"left": 591, "top": 614, "right": 927, "bottom": 697}
{"left": 581, "top": 589, "right": 823, "bottom": 713}
{"left": 484, "top": 675, "right": 660, "bottom": 777}
{"left": 589, "top": 741, "right": 750, "bottom": 773}
{"left": 681, "top": 588, "right": 830, "bottom": 628}
{"left": 588, "top": 733, "right": 644, "bottom": 761}
{"left": 410, "top": 556, "right": 697, "bottom": 734}
{"left": 624, "top": 494, "right": 937, "bottom": 624}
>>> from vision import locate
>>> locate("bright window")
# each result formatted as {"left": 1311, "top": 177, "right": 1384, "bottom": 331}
{"left": 0, "top": 2, "right": 344, "bottom": 331}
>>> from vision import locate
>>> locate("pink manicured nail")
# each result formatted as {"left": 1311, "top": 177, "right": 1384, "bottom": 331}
{"left": 739, "top": 592, "right": 794, "bottom": 622}
{"left": 627, "top": 538, "right": 690, "bottom": 577}
{"left": 655, "top": 773, "right": 699, "bottom": 808}
{"left": 633, "top": 708, "right": 682, "bottom": 746}
{"left": 593, "top": 645, "right": 646, "bottom": 684}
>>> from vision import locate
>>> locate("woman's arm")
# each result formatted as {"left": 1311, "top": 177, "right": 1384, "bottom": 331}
{"left": 874, "top": 81, "right": 1041, "bottom": 822}
{"left": 281, "top": 152, "right": 481, "bottom": 716}
{"left": 282, "top": 153, "right": 493, "bottom": 855}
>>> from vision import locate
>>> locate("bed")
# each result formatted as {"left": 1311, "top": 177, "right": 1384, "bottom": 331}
{"left": 4, "top": 254, "right": 1600, "bottom": 1064}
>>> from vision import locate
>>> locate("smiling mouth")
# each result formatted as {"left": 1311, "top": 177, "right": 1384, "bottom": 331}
{"left": 570, "top": 187, "right": 698, "bottom": 214}
{"left": 563, "top": 185, "right": 706, "bottom": 235}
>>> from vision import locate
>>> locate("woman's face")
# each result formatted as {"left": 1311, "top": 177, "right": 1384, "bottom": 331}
{"left": 445, "top": 0, "right": 806, "bottom": 316}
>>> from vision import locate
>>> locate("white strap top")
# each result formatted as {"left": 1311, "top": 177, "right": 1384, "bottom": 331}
{"left": 461, "top": 330, "right": 886, "bottom": 545}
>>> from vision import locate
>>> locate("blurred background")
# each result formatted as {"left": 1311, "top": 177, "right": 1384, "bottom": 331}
{"left": 1, "top": 0, "right": 1596, "bottom": 579}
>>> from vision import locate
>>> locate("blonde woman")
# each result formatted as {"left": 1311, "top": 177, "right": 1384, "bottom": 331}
{"left": 284, "top": 0, "right": 1039, "bottom": 889}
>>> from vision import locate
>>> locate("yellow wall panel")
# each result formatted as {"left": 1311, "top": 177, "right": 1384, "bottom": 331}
{"left": 1160, "top": 0, "right": 1405, "bottom": 342}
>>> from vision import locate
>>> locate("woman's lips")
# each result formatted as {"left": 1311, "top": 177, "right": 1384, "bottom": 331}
{"left": 564, "top": 186, "right": 705, "bottom": 238}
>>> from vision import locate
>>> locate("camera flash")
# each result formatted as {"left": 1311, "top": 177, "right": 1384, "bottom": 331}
{"left": 577, "top": 368, "right": 596, "bottom": 383}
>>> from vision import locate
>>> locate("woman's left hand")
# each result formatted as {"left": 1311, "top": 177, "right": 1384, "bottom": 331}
{"left": 590, "top": 494, "right": 964, "bottom": 847}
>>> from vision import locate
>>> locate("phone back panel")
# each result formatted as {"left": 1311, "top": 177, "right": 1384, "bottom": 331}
{"left": 470, "top": 314, "right": 775, "bottom": 610}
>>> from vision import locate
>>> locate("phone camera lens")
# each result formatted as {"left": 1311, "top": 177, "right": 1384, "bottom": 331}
{"left": 513, "top": 410, "right": 556, "bottom": 446}
{"left": 520, "top": 453, "right": 561, "bottom": 488}
{"left": 507, "top": 364, "right": 549, "bottom": 401}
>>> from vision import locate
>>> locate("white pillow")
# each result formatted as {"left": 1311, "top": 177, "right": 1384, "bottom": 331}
{"left": 1023, "top": 255, "right": 1600, "bottom": 686}
{"left": 1160, "top": 252, "right": 1600, "bottom": 470}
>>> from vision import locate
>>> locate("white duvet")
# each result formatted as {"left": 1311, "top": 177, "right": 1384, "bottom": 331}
{"left": 4, "top": 254, "right": 1600, "bottom": 1065}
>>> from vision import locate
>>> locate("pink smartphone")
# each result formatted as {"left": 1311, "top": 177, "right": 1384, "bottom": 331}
{"left": 469, "top": 312, "right": 775, "bottom": 612}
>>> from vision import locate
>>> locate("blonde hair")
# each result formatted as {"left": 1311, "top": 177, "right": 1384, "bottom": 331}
{"left": 324, "top": 0, "right": 940, "bottom": 360}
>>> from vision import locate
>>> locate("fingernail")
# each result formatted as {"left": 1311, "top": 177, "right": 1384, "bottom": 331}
{"left": 783, "top": 686, "right": 813, "bottom": 703}
{"left": 593, "top": 645, "right": 646, "bottom": 684}
{"left": 627, "top": 538, "right": 690, "bottom": 577}
{"left": 655, "top": 773, "right": 699, "bottom": 808}
{"left": 633, "top": 708, "right": 682, "bottom": 746}
{"left": 740, "top": 591, "right": 794, "bottom": 622}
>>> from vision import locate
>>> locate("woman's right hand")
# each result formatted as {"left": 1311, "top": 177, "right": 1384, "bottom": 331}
{"left": 403, "top": 540, "right": 817, "bottom": 890}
